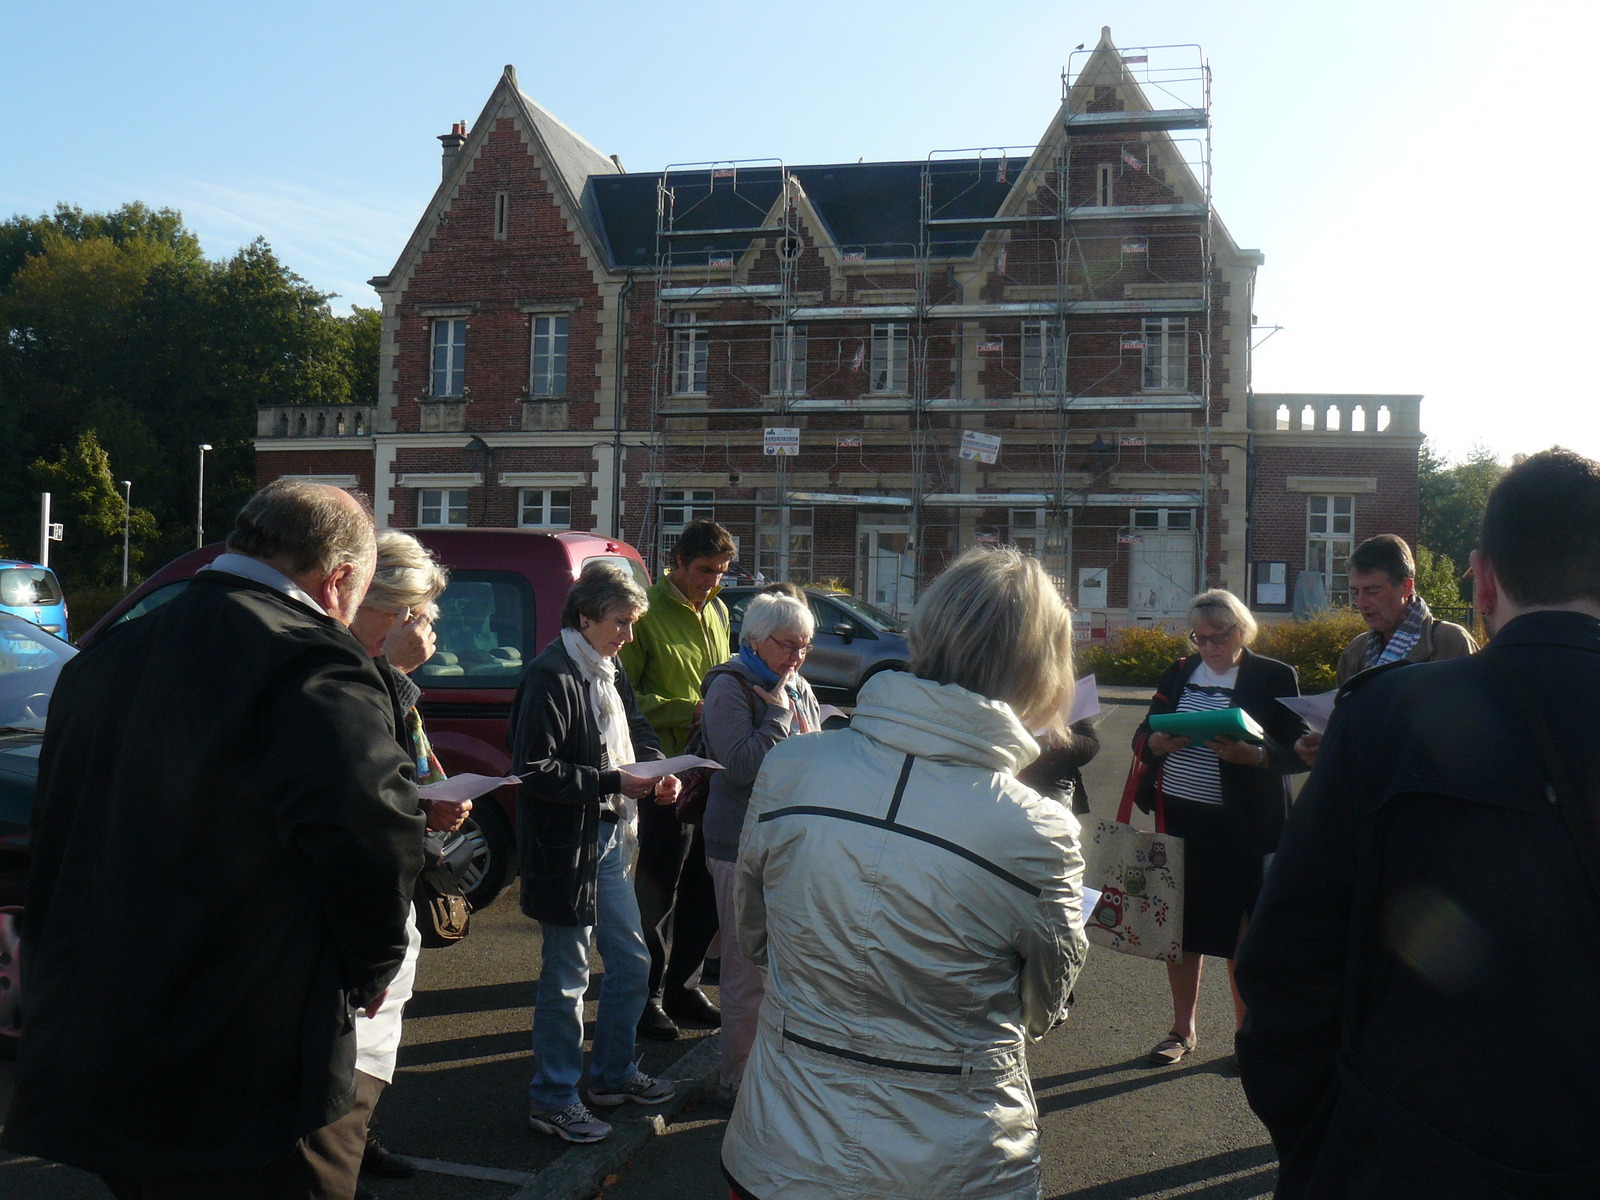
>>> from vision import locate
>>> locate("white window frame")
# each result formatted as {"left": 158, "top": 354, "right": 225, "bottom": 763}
{"left": 756, "top": 505, "right": 813, "bottom": 581}
{"left": 672, "top": 312, "right": 708, "bottom": 396}
{"left": 657, "top": 488, "right": 716, "bottom": 569}
{"left": 1307, "top": 495, "right": 1355, "bottom": 607}
{"left": 430, "top": 317, "right": 467, "bottom": 397}
{"left": 769, "top": 325, "right": 807, "bottom": 396}
{"left": 519, "top": 487, "right": 572, "bottom": 529}
{"left": 418, "top": 488, "right": 469, "bottom": 527}
{"left": 1009, "top": 506, "right": 1068, "bottom": 589}
{"left": 529, "top": 314, "right": 568, "bottom": 398}
{"left": 869, "top": 322, "right": 909, "bottom": 394}
{"left": 1020, "top": 320, "right": 1062, "bottom": 395}
{"left": 1141, "top": 317, "right": 1187, "bottom": 392}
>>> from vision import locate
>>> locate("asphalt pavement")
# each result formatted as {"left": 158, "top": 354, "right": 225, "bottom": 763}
{"left": 1, "top": 680, "right": 1279, "bottom": 1199}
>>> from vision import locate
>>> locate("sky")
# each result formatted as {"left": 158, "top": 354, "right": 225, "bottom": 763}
{"left": 4, "top": 0, "right": 1594, "bottom": 465}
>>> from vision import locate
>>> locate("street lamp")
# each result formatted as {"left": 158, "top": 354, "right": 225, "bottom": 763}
{"left": 196, "top": 444, "right": 213, "bottom": 549}
{"left": 120, "top": 480, "right": 132, "bottom": 590}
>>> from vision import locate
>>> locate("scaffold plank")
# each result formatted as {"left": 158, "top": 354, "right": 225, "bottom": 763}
{"left": 1065, "top": 108, "right": 1207, "bottom": 134}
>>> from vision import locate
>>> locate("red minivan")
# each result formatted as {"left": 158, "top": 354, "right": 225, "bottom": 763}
{"left": 80, "top": 529, "right": 651, "bottom": 908}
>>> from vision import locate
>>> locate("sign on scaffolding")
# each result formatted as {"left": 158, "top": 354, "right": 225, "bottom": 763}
{"left": 959, "top": 430, "right": 1002, "bottom": 464}
{"left": 764, "top": 427, "right": 800, "bottom": 456}
{"left": 1119, "top": 436, "right": 1146, "bottom": 447}
{"left": 836, "top": 436, "right": 863, "bottom": 449}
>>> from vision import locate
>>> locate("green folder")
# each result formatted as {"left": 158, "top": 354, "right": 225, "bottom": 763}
{"left": 1148, "top": 707, "right": 1266, "bottom": 744}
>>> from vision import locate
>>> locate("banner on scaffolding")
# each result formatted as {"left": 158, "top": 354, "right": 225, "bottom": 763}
{"left": 836, "top": 436, "right": 863, "bottom": 449}
{"left": 996, "top": 246, "right": 1008, "bottom": 275}
{"left": 764, "top": 428, "right": 801, "bottom": 457}
{"left": 1121, "top": 338, "right": 1147, "bottom": 352}
{"left": 1118, "top": 533, "right": 1144, "bottom": 545}
{"left": 1123, "top": 54, "right": 1148, "bottom": 64}
{"left": 712, "top": 167, "right": 736, "bottom": 179}
{"left": 1120, "top": 436, "right": 1146, "bottom": 448}
{"left": 977, "top": 340, "right": 1004, "bottom": 355}
{"left": 1122, "top": 241, "right": 1148, "bottom": 255}
{"left": 709, "top": 253, "right": 734, "bottom": 267}
{"left": 851, "top": 344, "right": 866, "bottom": 371}
{"left": 842, "top": 250, "right": 866, "bottom": 262}
{"left": 959, "top": 430, "right": 1003, "bottom": 465}
{"left": 1121, "top": 148, "right": 1145, "bottom": 170}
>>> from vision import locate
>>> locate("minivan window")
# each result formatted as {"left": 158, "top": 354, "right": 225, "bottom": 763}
{"left": 0, "top": 568, "right": 63, "bottom": 607}
{"left": 420, "top": 571, "right": 536, "bottom": 689}
{"left": 583, "top": 554, "right": 650, "bottom": 593}
{"left": 114, "top": 581, "right": 192, "bottom": 626}
{"left": 830, "top": 593, "right": 905, "bottom": 633}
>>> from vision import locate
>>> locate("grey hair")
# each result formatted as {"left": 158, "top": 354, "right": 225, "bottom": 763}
{"left": 740, "top": 594, "right": 814, "bottom": 648}
{"left": 227, "top": 479, "right": 376, "bottom": 576}
{"left": 1187, "top": 588, "right": 1258, "bottom": 644}
{"left": 909, "top": 546, "right": 1075, "bottom": 733}
{"left": 364, "top": 529, "right": 450, "bottom": 614}
{"left": 561, "top": 560, "right": 648, "bottom": 629}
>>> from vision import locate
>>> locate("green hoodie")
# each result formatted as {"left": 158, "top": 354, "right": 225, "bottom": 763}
{"left": 619, "top": 574, "right": 732, "bottom": 756}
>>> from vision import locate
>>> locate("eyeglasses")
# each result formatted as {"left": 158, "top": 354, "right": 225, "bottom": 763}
{"left": 767, "top": 636, "right": 812, "bottom": 657}
{"left": 1188, "top": 628, "right": 1238, "bottom": 647}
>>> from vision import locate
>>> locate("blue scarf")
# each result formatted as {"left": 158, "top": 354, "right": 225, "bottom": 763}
{"left": 738, "top": 643, "right": 782, "bottom": 688}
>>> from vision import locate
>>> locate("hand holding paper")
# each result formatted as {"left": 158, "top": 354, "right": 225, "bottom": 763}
{"left": 417, "top": 773, "right": 521, "bottom": 804}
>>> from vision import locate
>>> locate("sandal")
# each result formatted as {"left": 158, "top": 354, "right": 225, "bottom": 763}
{"left": 1148, "top": 1030, "right": 1197, "bottom": 1066}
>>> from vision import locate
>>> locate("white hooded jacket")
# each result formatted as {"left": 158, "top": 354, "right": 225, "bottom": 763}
{"left": 722, "top": 670, "right": 1088, "bottom": 1200}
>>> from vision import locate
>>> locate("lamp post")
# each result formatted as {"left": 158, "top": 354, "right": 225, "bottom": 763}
{"left": 121, "top": 480, "right": 132, "bottom": 590}
{"left": 196, "top": 444, "right": 213, "bottom": 549}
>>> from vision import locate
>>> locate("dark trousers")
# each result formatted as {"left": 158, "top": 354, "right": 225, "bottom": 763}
{"left": 634, "top": 800, "right": 718, "bottom": 998}
{"left": 101, "top": 1070, "right": 383, "bottom": 1200}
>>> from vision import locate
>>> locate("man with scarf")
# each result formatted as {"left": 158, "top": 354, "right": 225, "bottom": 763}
{"left": 1297, "top": 534, "right": 1477, "bottom": 764}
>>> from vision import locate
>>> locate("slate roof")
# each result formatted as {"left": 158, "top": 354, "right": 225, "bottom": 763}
{"left": 587, "top": 157, "right": 1029, "bottom": 270}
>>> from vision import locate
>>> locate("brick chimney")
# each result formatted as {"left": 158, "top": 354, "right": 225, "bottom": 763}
{"left": 437, "top": 121, "right": 467, "bottom": 180}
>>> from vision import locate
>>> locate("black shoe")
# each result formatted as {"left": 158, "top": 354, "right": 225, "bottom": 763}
{"left": 701, "top": 956, "right": 721, "bottom": 985}
{"left": 355, "top": 1183, "right": 380, "bottom": 1200}
{"left": 362, "top": 1134, "right": 417, "bottom": 1179}
{"left": 663, "top": 986, "right": 722, "bottom": 1028}
{"left": 637, "top": 999, "right": 679, "bottom": 1041}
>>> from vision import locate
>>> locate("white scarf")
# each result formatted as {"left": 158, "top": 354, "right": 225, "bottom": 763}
{"left": 561, "top": 626, "right": 639, "bottom": 867}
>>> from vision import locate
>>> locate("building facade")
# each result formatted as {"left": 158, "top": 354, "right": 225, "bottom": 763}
{"left": 255, "top": 29, "right": 1421, "bottom": 623}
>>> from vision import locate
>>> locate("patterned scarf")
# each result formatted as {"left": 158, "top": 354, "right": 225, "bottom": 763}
{"left": 1365, "top": 594, "right": 1430, "bottom": 669}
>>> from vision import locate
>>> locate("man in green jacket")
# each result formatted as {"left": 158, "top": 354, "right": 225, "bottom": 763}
{"left": 621, "top": 519, "right": 736, "bottom": 1040}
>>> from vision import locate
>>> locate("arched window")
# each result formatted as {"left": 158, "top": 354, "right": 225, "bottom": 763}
{"left": 1377, "top": 405, "right": 1392, "bottom": 431}
{"left": 1325, "top": 405, "right": 1341, "bottom": 431}
{"left": 335, "top": 412, "right": 346, "bottom": 436}
{"left": 1275, "top": 404, "right": 1290, "bottom": 430}
{"left": 315, "top": 413, "right": 326, "bottom": 435}
{"left": 297, "top": 413, "right": 308, "bottom": 436}
{"left": 277, "top": 413, "right": 289, "bottom": 437}
{"left": 1350, "top": 406, "right": 1366, "bottom": 432}
{"left": 1300, "top": 404, "right": 1316, "bottom": 430}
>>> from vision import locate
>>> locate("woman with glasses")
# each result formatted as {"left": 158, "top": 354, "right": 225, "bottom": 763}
{"left": 700, "top": 591, "right": 822, "bottom": 1107}
{"left": 1133, "top": 589, "right": 1306, "bottom": 1067}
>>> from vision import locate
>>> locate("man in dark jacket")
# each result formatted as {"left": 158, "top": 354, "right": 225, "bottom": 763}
{"left": 2, "top": 481, "right": 424, "bottom": 1200}
{"left": 1236, "top": 448, "right": 1600, "bottom": 1198}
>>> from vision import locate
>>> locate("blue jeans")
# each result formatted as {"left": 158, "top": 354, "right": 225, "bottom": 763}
{"left": 529, "top": 819, "right": 651, "bottom": 1111}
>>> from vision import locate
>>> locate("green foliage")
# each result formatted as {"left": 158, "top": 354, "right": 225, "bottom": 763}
{"left": 1413, "top": 544, "right": 1464, "bottom": 614}
{"left": 1253, "top": 610, "right": 1368, "bottom": 693}
{"left": 27, "top": 430, "right": 158, "bottom": 590}
{"left": 1075, "top": 625, "right": 1190, "bottom": 687}
{"left": 0, "top": 203, "right": 379, "bottom": 584}
{"left": 1419, "top": 440, "right": 1505, "bottom": 593}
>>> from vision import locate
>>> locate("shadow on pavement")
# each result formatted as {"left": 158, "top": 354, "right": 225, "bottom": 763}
{"left": 1047, "top": 1143, "right": 1277, "bottom": 1199}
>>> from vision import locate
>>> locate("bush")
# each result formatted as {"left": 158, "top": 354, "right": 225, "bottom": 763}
{"left": 1075, "top": 625, "right": 1189, "bottom": 687}
{"left": 64, "top": 584, "right": 131, "bottom": 642}
{"left": 1254, "top": 609, "right": 1368, "bottom": 693}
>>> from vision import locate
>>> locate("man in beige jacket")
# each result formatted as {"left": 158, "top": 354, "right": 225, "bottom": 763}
{"left": 1298, "top": 534, "right": 1476, "bottom": 764}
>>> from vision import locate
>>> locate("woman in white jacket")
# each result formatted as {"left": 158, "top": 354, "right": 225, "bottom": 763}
{"left": 722, "top": 546, "right": 1088, "bottom": 1200}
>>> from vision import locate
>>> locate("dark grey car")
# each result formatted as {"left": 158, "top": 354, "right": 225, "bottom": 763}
{"left": 719, "top": 586, "right": 910, "bottom": 704}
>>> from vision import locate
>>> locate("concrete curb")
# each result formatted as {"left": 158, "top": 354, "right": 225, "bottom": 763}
{"left": 509, "top": 1033, "right": 723, "bottom": 1200}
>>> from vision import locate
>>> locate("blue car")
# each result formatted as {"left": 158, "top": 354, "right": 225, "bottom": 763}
{"left": 0, "top": 561, "right": 68, "bottom": 640}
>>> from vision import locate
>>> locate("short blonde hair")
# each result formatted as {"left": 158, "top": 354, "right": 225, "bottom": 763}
{"left": 364, "top": 529, "right": 450, "bottom": 614}
{"left": 909, "top": 546, "right": 1074, "bottom": 732}
{"left": 1187, "top": 588, "right": 1258, "bottom": 644}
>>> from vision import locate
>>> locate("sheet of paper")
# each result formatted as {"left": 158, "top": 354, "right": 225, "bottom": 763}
{"left": 817, "top": 703, "right": 849, "bottom": 725}
{"left": 417, "top": 773, "right": 521, "bottom": 803}
{"left": 617, "top": 754, "right": 725, "bottom": 779}
{"left": 1067, "top": 674, "right": 1101, "bottom": 725}
{"left": 1076, "top": 886, "right": 1101, "bottom": 931}
{"left": 1276, "top": 690, "right": 1337, "bottom": 735}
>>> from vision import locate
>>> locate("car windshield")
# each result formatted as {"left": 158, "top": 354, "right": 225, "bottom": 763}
{"left": 827, "top": 593, "right": 905, "bottom": 633}
{"left": 0, "top": 615, "right": 76, "bottom": 731}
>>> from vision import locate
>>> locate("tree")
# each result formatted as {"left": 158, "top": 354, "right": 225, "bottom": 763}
{"left": 1413, "top": 544, "right": 1465, "bottom": 613}
{"left": 28, "top": 429, "right": 158, "bottom": 590}
{"left": 1419, "top": 440, "right": 1505, "bottom": 597}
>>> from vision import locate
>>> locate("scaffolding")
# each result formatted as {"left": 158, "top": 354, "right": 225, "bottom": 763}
{"left": 638, "top": 39, "right": 1217, "bottom": 618}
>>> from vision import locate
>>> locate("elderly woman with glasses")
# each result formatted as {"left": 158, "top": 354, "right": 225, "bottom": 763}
{"left": 1132, "top": 588, "right": 1306, "bottom": 1067}
{"left": 699, "top": 590, "right": 823, "bottom": 1107}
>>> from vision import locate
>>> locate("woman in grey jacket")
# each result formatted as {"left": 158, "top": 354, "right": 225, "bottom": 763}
{"left": 701, "top": 591, "right": 822, "bottom": 1106}
{"left": 722, "top": 548, "right": 1087, "bottom": 1200}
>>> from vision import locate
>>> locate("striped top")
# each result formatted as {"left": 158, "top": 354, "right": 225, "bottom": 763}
{"left": 1160, "top": 662, "right": 1239, "bottom": 805}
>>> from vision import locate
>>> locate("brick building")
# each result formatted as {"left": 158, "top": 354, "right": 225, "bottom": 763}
{"left": 255, "top": 28, "right": 1422, "bottom": 623}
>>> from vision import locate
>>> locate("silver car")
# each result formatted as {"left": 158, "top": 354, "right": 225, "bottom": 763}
{"left": 719, "top": 587, "right": 910, "bottom": 705}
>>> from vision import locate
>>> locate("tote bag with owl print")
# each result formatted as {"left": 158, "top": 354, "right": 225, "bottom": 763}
{"left": 1084, "top": 764, "right": 1184, "bottom": 961}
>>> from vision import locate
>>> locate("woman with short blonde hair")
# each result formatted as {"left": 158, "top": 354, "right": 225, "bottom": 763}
{"left": 722, "top": 546, "right": 1086, "bottom": 1199}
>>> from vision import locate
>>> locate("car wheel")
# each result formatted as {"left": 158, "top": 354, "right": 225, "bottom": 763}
{"left": 439, "top": 800, "right": 515, "bottom": 910}
{"left": 0, "top": 905, "right": 21, "bottom": 1060}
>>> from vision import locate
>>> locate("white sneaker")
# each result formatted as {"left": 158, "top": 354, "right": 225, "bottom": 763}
{"left": 528, "top": 1100, "right": 612, "bottom": 1143}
